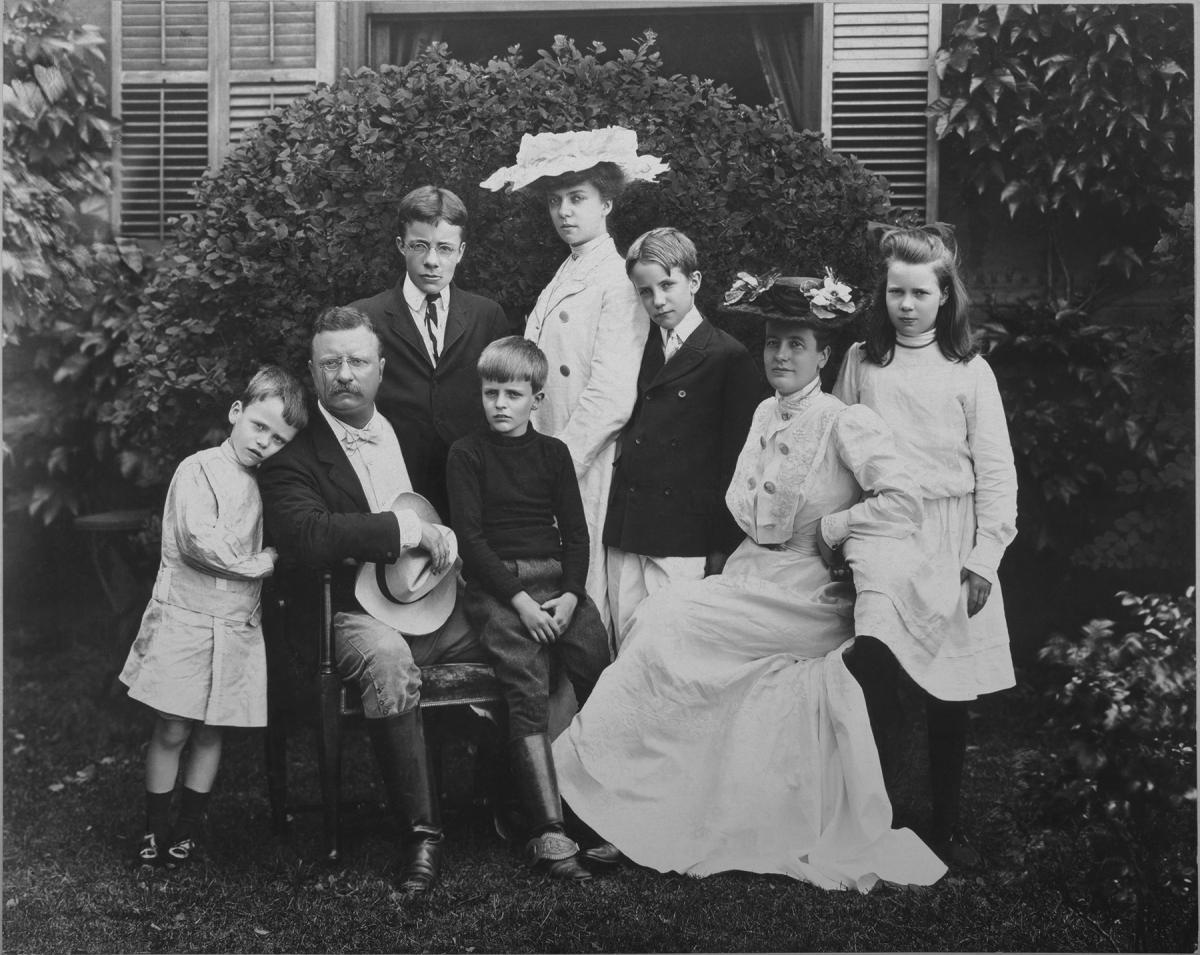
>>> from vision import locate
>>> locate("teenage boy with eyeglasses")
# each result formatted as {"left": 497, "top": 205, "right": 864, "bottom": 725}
{"left": 349, "top": 186, "right": 510, "bottom": 518}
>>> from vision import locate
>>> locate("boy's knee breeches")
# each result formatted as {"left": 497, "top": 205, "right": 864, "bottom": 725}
{"left": 463, "top": 558, "right": 610, "bottom": 739}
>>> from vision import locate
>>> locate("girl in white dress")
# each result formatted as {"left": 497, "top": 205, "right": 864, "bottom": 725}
{"left": 551, "top": 275, "right": 948, "bottom": 891}
{"left": 834, "top": 225, "right": 1018, "bottom": 867}
{"left": 482, "top": 128, "right": 667, "bottom": 635}
{"left": 120, "top": 367, "right": 306, "bottom": 866}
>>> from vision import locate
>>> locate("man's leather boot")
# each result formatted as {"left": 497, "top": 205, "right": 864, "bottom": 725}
{"left": 511, "top": 733, "right": 591, "bottom": 882}
{"left": 367, "top": 708, "right": 444, "bottom": 896}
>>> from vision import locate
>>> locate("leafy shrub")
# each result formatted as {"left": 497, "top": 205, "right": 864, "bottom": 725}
{"left": 1033, "top": 589, "right": 1197, "bottom": 951}
{"left": 104, "top": 34, "right": 897, "bottom": 480}
{"left": 929, "top": 4, "right": 1193, "bottom": 296}
{"left": 984, "top": 202, "right": 1194, "bottom": 591}
{"left": 2, "top": 0, "right": 146, "bottom": 522}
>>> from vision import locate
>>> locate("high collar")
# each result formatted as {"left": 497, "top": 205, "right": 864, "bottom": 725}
{"left": 318, "top": 402, "right": 381, "bottom": 440}
{"left": 775, "top": 374, "right": 823, "bottom": 412}
{"left": 402, "top": 274, "right": 451, "bottom": 314}
{"left": 661, "top": 306, "right": 703, "bottom": 347}
{"left": 895, "top": 328, "right": 938, "bottom": 348}
{"left": 568, "top": 233, "right": 610, "bottom": 261}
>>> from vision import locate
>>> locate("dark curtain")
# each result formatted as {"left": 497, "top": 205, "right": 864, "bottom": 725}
{"left": 750, "top": 8, "right": 821, "bottom": 132}
{"left": 369, "top": 18, "right": 444, "bottom": 68}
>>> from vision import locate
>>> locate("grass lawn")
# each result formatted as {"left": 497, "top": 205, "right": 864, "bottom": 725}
{"left": 3, "top": 596, "right": 1195, "bottom": 953}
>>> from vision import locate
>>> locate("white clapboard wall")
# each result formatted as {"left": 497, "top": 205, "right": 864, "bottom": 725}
{"left": 821, "top": 3, "right": 941, "bottom": 218}
{"left": 112, "top": 0, "right": 336, "bottom": 239}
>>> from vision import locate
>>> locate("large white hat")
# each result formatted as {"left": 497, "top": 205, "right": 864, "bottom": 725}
{"left": 355, "top": 492, "right": 461, "bottom": 635}
{"left": 480, "top": 126, "right": 669, "bottom": 193}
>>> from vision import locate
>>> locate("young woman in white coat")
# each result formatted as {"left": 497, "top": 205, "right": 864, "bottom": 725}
{"left": 482, "top": 127, "right": 668, "bottom": 637}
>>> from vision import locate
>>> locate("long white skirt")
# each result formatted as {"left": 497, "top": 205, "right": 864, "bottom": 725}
{"left": 553, "top": 538, "right": 946, "bottom": 891}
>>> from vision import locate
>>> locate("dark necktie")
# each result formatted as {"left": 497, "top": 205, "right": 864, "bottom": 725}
{"left": 425, "top": 294, "right": 440, "bottom": 364}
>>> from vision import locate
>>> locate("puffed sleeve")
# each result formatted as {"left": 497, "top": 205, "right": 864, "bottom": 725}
{"left": 174, "top": 459, "right": 275, "bottom": 580}
{"left": 556, "top": 273, "right": 648, "bottom": 475}
{"left": 832, "top": 341, "right": 866, "bottom": 405}
{"left": 962, "top": 357, "right": 1018, "bottom": 584}
{"left": 820, "top": 404, "right": 922, "bottom": 546}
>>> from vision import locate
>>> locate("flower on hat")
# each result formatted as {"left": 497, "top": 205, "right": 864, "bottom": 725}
{"left": 802, "top": 267, "right": 859, "bottom": 319}
{"left": 480, "top": 126, "right": 669, "bottom": 193}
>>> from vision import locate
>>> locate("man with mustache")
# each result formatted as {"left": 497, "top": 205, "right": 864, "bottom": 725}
{"left": 259, "top": 305, "right": 485, "bottom": 897}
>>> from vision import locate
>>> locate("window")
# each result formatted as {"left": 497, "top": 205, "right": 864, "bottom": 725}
{"left": 113, "top": 0, "right": 336, "bottom": 239}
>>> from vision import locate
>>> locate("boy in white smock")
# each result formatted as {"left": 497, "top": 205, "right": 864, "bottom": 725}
{"left": 120, "top": 366, "right": 307, "bottom": 866}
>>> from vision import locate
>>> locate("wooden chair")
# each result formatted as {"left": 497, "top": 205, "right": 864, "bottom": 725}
{"left": 263, "top": 571, "right": 506, "bottom": 861}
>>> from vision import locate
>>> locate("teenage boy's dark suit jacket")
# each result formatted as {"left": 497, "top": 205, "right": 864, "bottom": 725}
{"left": 603, "top": 316, "right": 763, "bottom": 558}
{"left": 259, "top": 407, "right": 403, "bottom": 672}
{"left": 349, "top": 279, "right": 510, "bottom": 518}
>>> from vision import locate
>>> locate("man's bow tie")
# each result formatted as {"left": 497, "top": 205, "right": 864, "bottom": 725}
{"left": 341, "top": 427, "right": 379, "bottom": 452}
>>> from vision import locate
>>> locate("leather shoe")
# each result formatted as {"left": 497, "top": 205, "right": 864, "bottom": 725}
{"left": 583, "top": 842, "right": 623, "bottom": 866}
{"left": 932, "top": 828, "right": 982, "bottom": 869}
{"left": 526, "top": 831, "right": 592, "bottom": 882}
{"left": 398, "top": 834, "right": 442, "bottom": 896}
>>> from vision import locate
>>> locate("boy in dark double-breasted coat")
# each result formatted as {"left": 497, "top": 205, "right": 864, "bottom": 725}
{"left": 603, "top": 228, "right": 763, "bottom": 646}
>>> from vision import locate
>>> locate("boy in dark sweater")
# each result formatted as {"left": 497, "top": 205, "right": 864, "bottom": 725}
{"left": 446, "top": 336, "right": 609, "bottom": 883}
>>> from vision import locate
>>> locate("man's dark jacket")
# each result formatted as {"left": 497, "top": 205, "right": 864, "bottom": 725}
{"left": 349, "top": 279, "right": 509, "bottom": 517}
{"left": 259, "top": 408, "right": 401, "bottom": 671}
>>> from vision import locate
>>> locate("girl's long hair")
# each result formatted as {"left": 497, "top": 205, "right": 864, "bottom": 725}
{"left": 863, "top": 224, "right": 977, "bottom": 365}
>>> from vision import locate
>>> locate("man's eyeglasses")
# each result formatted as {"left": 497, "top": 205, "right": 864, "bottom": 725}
{"left": 400, "top": 240, "right": 462, "bottom": 259}
{"left": 316, "top": 356, "right": 373, "bottom": 374}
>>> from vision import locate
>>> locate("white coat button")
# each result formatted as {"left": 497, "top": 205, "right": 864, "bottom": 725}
{"left": 677, "top": 389, "right": 687, "bottom": 398}
{"left": 560, "top": 365, "right": 570, "bottom": 377}
{"left": 748, "top": 478, "right": 756, "bottom": 489}
{"left": 763, "top": 481, "right": 776, "bottom": 494}
{"left": 559, "top": 311, "right": 569, "bottom": 323}
{"left": 779, "top": 444, "right": 790, "bottom": 455}
{"left": 781, "top": 412, "right": 792, "bottom": 421}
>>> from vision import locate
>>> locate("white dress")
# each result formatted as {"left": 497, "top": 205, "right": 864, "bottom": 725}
{"left": 834, "top": 342, "right": 1017, "bottom": 701}
{"left": 525, "top": 233, "right": 649, "bottom": 632}
{"left": 120, "top": 442, "right": 275, "bottom": 727}
{"left": 552, "top": 382, "right": 948, "bottom": 890}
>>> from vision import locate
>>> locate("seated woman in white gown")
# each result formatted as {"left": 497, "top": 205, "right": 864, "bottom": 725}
{"left": 552, "top": 271, "right": 950, "bottom": 891}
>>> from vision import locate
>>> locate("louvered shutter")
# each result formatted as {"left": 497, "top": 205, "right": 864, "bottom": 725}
{"left": 113, "top": 1, "right": 336, "bottom": 239}
{"left": 821, "top": 3, "right": 940, "bottom": 218}
{"left": 224, "top": 2, "right": 335, "bottom": 154}
{"left": 115, "top": 1, "right": 211, "bottom": 239}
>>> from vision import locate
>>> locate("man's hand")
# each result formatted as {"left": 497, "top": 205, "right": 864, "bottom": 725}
{"left": 418, "top": 520, "right": 451, "bottom": 574}
{"left": 512, "top": 591, "right": 561, "bottom": 644}
{"left": 540, "top": 592, "right": 579, "bottom": 633}
{"left": 264, "top": 546, "right": 279, "bottom": 566}
{"left": 961, "top": 567, "right": 992, "bottom": 617}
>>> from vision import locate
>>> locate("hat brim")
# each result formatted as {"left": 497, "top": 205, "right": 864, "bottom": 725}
{"left": 355, "top": 555, "right": 462, "bottom": 635}
{"left": 481, "top": 155, "right": 669, "bottom": 193}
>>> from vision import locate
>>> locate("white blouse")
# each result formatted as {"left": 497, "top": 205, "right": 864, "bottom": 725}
{"left": 834, "top": 342, "right": 1018, "bottom": 579}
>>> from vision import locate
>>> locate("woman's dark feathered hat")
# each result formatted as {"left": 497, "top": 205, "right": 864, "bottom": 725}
{"left": 719, "top": 268, "right": 861, "bottom": 328}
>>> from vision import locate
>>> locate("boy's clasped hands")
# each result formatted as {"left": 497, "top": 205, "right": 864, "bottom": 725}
{"left": 511, "top": 590, "right": 578, "bottom": 644}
